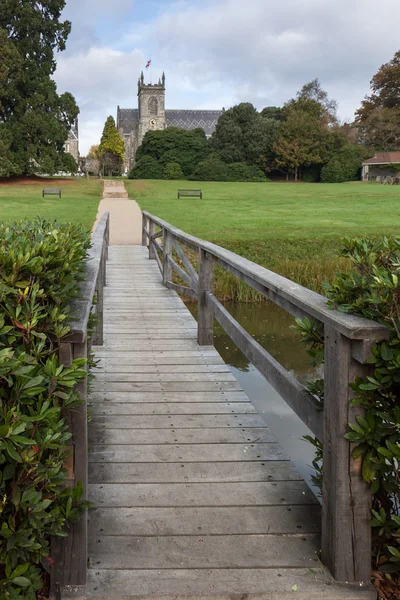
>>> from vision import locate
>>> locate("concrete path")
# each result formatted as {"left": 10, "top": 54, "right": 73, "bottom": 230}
{"left": 93, "top": 181, "right": 142, "bottom": 245}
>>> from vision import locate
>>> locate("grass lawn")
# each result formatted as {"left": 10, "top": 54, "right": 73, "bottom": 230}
{"left": 126, "top": 179, "right": 400, "bottom": 296}
{"left": 0, "top": 177, "right": 102, "bottom": 229}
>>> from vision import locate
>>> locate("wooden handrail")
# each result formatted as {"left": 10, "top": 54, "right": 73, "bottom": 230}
{"left": 142, "top": 211, "right": 388, "bottom": 341}
{"left": 51, "top": 212, "right": 110, "bottom": 591}
{"left": 142, "top": 209, "right": 388, "bottom": 583}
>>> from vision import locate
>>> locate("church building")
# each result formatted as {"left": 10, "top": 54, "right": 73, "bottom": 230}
{"left": 117, "top": 72, "right": 223, "bottom": 172}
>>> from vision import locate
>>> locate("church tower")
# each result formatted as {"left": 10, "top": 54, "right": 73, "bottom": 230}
{"left": 137, "top": 71, "right": 166, "bottom": 146}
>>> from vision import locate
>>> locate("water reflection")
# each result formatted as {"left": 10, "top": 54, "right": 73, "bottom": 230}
{"left": 189, "top": 300, "right": 319, "bottom": 494}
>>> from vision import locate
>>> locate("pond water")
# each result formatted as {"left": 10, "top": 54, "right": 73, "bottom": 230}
{"left": 188, "top": 301, "right": 320, "bottom": 495}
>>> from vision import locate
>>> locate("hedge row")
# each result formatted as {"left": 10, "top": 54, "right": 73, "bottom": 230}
{"left": 0, "top": 220, "right": 91, "bottom": 599}
{"left": 129, "top": 154, "right": 267, "bottom": 182}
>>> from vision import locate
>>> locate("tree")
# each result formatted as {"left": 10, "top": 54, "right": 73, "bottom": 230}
{"left": 274, "top": 101, "right": 334, "bottom": 181}
{"left": 211, "top": 103, "right": 260, "bottom": 163}
{"left": 136, "top": 127, "right": 209, "bottom": 177}
{"left": 356, "top": 50, "right": 400, "bottom": 149}
{"left": 321, "top": 144, "right": 372, "bottom": 183}
{"left": 164, "top": 162, "right": 185, "bottom": 180}
{"left": 0, "top": 0, "right": 79, "bottom": 177}
{"left": 297, "top": 79, "right": 338, "bottom": 125}
{"left": 211, "top": 103, "right": 282, "bottom": 172}
{"left": 98, "top": 116, "right": 124, "bottom": 176}
{"left": 87, "top": 145, "right": 99, "bottom": 159}
{"left": 260, "top": 106, "right": 284, "bottom": 121}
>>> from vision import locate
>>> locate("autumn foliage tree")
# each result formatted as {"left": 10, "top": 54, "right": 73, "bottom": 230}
{"left": 273, "top": 96, "right": 343, "bottom": 181}
{"left": 356, "top": 50, "right": 400, "bottom": 150}
{"left": 98, "top": 116, "right": 125, "bottom": 176}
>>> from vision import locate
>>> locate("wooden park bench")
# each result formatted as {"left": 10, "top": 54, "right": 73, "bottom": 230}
{"left": 42, "top": 187, "right": 62, "bottom": 198}
{"left": 178, "top": 189, "right": 202, "bottom": 199}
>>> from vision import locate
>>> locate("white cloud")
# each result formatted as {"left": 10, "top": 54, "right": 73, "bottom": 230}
{"left": 55, "top": 47, "right": 144, "bottom": 153}
{"left": 55, "top": 0, "right": 400, "bottom": 153}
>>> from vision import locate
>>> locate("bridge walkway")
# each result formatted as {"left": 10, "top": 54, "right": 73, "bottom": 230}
{"left": 66, "top": 244, "right": 372, "bottom": 599}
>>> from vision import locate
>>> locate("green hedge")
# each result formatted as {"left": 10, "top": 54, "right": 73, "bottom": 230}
{"left": 0, "top": 219, "right": 91, "bottom": 599}
{"left": 128, "top": 156, "right": 164, "bottom": 179}
{"left": 321, "top": 145, "right": 368, "bottom": 183}
{"left": 191, "top": 155, "right": 268, "bottom": 182}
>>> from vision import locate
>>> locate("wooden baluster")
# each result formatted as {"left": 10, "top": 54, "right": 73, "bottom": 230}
{"left": 142, "top": 213, "right": 148, "bottom": 247}
{"left": 197, "top": 249, "right": 214, "bottom": 345}
{"left": 162, "top": 229, "right": 172, "bottom": 286}
{"left": 52, "top": 339, "right": 88, "bottom": 587}
{"left": 93, "top": 257, "right": 104, "bottom": 346}
{"left": 322, "top": 326, "right": 371, "bottom": 582}
{"left": 149, "top": 220, "right": 156, "bottom": 260}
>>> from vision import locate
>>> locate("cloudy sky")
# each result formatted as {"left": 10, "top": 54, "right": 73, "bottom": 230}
{"left": 54, "top": 0, "right": 400, "bottom": 155}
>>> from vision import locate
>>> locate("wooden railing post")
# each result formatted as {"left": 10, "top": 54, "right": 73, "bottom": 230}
{"left": 197, "top": 249, "right": 214, "bottom": 345}
{"left": 322, "top": 325, "right": 372, "bottom": 582}
{"left": 52, "top": 339, "right": 88, "bottom": 587}
{"left": 142, "top": 213, "right": 148, "bottom": 247}
{"left": 162, "top": 229, "right": 172, "bottom": 286}
{"left": 149, "top": 220, "right": 156, "bottom": 260}
{"left": 92, "top": 254, "right": 104, "bottom": 346}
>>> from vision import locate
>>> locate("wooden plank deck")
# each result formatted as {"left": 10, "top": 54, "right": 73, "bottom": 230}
{"left": 65, "top": 245, "right": 374, "bottom": 600}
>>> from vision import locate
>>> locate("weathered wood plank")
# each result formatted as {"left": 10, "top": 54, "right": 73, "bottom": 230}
{"left": 322, "top": 326, "right": 372, "bottom": 582}
{"left": 91, "top": 382, "right": 243, "bottom": 392}
{"left": 92, "top": 414, "right": 265, "bottom": 428}
{"left": 88, "top": 426, "right": 274, "bottom": 445}
{"left": 92, "top": 372, "right": 237, "bottom": 382}
{"left": 88, "top": 391, "right": 249, "bottom": 403}
{"left": 89, "top": 480, "right": 315, "bottom": 506}
{"left": 197, "top": 248, "right": 214, "bottom": 345}
{"left": 89, "top": 505, "right": 321, "bottom": 535}
{"left": 89, "top": 533, "right": 320, "bottom": 569}
{"left": 93, "top": 364, "right": 230, "bottom": 374}
{"left": 88, "top": 442, "right": 287, "bottom": 462}
{"left": 88, "top": 461, "right": 302, "bottom": 483}
{"left": 62, "top": 567, "right": 376, "bottom": 599}
{"left": 89, "top": 401, "right": 257, "bottom": 414}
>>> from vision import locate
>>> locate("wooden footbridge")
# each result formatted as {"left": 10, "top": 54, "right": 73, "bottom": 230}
{"left": 54, "top": 211, "right": 388, "bottom": 600}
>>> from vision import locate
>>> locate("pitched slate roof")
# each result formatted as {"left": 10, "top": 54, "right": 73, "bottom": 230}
{"left": 166, "top": 110, "right": 223, "bottom": 136}
{"left": 117, "top": 108, "right": 139, "bottom": 135}
{"left": 363, "top": 151, "right": 400, "bottom": 165}
{"left": 116, "top": 108, "right": 223, "bottom": 137}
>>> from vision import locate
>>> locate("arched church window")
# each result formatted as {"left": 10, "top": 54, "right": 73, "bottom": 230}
{"left": 149, "top": 97, "right": 158, "bottom": 116}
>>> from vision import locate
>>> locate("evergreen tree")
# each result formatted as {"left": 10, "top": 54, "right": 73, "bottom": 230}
{"left": 98, "top": 116, "right": 125, "bottom": 176}
{"left": 0, "top": 0, "right": 79, "bottom": 176}
{"left": 136, "top": 127, "right": 208, "bottom": 177}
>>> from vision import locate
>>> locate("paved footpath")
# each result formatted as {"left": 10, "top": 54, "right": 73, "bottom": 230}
{"left": 93, "top": 181, "right": 142, "bottom": 245}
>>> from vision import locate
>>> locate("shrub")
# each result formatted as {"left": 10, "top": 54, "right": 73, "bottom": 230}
{"left": 321, "top": 144, "right": 369, "bottom": 183}
{"left": 128, "top": 156, "right": 163, "bottom": 179}
{"left": 164, "top": 162, "right": 185, "bottom": 180}
{"left": 296, "top": 236, "right": 400, "bottom": 580}
{"left": 192, "top": 156, "right": 268, "bottom": 182}
{"left": 191, "top": 154, "right": 231, "bottom": 181}
{"left": 301, "top": 165, "right": 322, "bottom": 182}
{"left": 0, "top": 219, "right": 91, "bottom": 599}
{"left": 227, "top": 162, "right": 267, "bottom": 182}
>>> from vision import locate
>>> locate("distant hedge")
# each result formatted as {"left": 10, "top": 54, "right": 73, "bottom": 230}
{"left": 191, "top": 155, "right": 267, "bottom": 182}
